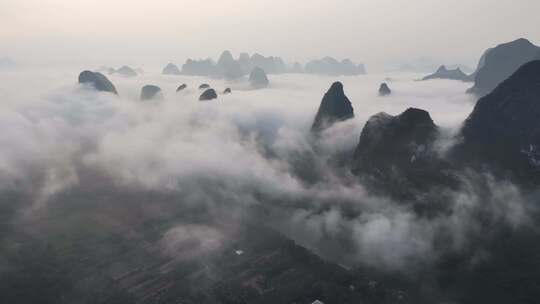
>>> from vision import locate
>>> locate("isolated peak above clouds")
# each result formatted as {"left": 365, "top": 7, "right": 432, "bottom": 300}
{"left": 78, "top": 70, "right": 118, "bottom": 94}
{"left": 311, "top": 81, "right": 354, "bottom": 133}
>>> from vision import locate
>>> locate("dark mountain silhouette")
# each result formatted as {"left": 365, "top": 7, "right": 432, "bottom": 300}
{"left": 467, "top": 48, "right": 493, "bottom": 80}
{"left": 140, "top": 85, "right": 162, "bottom": 101}
{"left": 199, "top": 83, "right": 210, "bottom": 90}
{"left": 199, "top": 88, "right": 218, "bottom": 101}
{"left": 78, "top": 71, "right": 118, "bottom": 94}
{"left": 468, "top": 38, "right": 540, "bottom": 96}
{"left": 352, "top": 109, "right": 437, "bottom": 178}
{"left": 249, "top": 67, "right": 270, "bottom": 88}
{"left": 378, "top": 83, "right": 391, "bottom": 96}
{"left": 455, "top": 60, "right": 540, "bottom": 183}
{"left": 351, "top": 108, "right": 458, "bottom": 200}
{"left": 176, "top": 84, "right": 187, "bottom": 92}
{"left": 162, "top": 63, "right": 181, "bottom": 75}
{"left": 311, "top": 82, "right": 354, "bottom": 132}
{"left": 422, "top": 65, "right": 472, "bottom": 81}
{"left": 445, "top": 64, "right": 474, "bottom": 74}
{"left": 223, "top": 88, "right": 232, "bottom": 94}
{"left": 352, "top": 108, "right": 459, "bottom": 201}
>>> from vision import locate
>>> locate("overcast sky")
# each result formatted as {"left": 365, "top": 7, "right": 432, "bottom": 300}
{"left": 1, "top": 0, "right": 539, "bottom": 69}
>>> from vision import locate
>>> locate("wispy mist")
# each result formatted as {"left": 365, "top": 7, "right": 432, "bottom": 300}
{"left": 1, "top": 66, "right": 532, "bottom": 280}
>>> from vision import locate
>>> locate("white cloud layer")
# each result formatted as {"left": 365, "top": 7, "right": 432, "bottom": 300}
{"left": 0, "top": 67, "right": 530, "bottom": 272}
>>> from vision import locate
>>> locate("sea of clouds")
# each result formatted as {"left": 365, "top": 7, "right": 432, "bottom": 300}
{"left": 0, "top": 65, "right": 530, "bottom": 275}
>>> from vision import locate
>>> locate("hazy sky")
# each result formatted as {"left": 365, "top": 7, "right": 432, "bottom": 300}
{"left": 1, "top": 0, "right": 539, "bottom": 69}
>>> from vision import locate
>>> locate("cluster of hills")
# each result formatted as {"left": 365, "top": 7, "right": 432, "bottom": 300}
{"left": 2, "top": 38, "right": 540, "bottom": 304}
{"left": 161, "top": 51, "right": 366, "bottom": 79}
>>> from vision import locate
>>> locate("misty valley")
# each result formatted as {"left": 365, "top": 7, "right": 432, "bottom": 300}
{"left": 2, "top": 37, "right": 540, "bottom": 304}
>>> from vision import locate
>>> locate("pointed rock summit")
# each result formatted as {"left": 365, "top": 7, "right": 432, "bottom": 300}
{"left": 140, "top": 85, "right": 162, "bottom": 101}
{"left": 199, "top": 88, "right": 218, "bottom": 101}
{"left": 468, "top": 38, "right": 540, "bottom": 96}
{"left": 162, "top": 63, "right": 181, "bottom": 75}
{"left": 422, "top": 65, "right": 471, "bottom": 81}
{"left": 311, "top": 82, "right": 354, "bottom": 132}
{"left": 378, "top": 83, "right": 391, "bottom": 96}
{"left": 249, "top": 67, "right": 270, "bottom": 88}
{"left": 78, "top": 71, "right": 118, "bottom": 94}
{"left": 455, "top": 60, "right": 540, "bottom": 182}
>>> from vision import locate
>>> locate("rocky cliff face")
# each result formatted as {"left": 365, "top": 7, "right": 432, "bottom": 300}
{"left": 351, "top": 108, "right": 459, "bottom": 199}
{"left": 456, "top": 60, "right": 540, "bottom": 182}
{"left": 311, "top": 82, "right": 354, "bottom": 132}
{"left": 468, "top": 38, "right": 540, "bottom": 96}
{"left": 352, "top": 108, "right": 437, "bottom": 174}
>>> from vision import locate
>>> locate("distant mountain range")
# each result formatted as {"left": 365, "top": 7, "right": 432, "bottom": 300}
{"left": 162, "top": 51, "right": 367, "bottom": 78}
{"left": 422, "top": 65, "right": 473, "bottom": 81}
